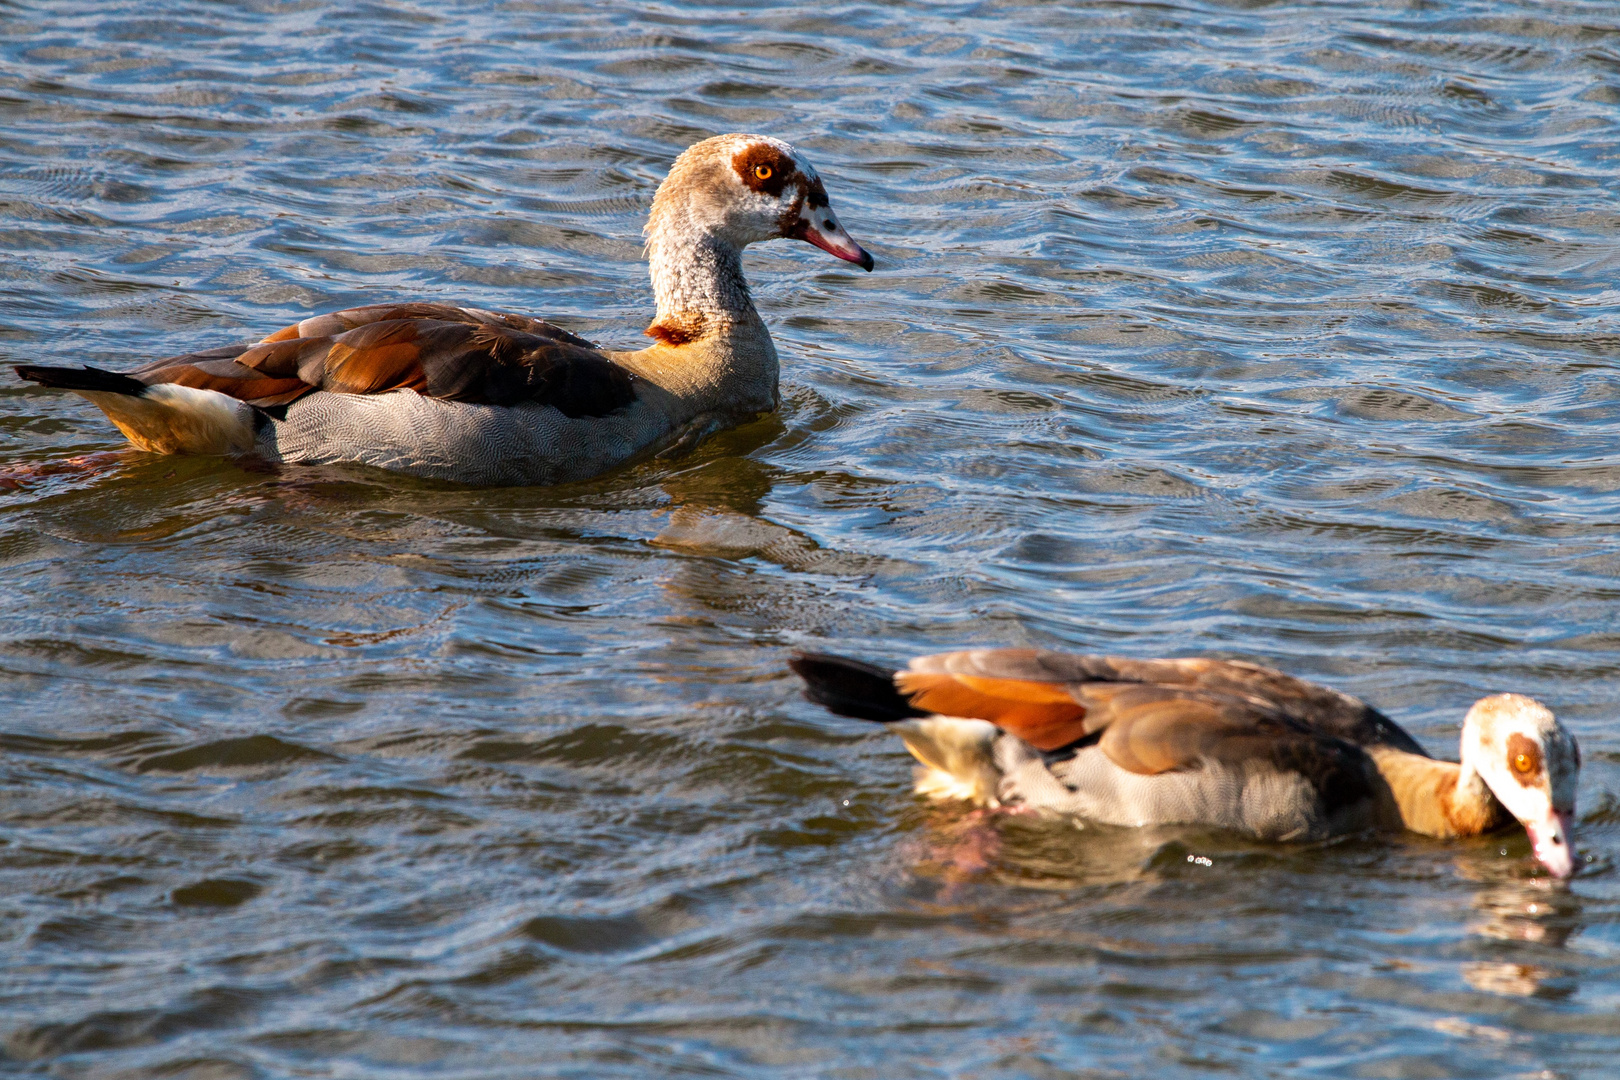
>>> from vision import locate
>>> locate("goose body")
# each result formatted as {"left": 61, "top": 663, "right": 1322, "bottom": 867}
{"left": 791, "top": 650, "right": 1581, "bottom": 877}
{"left": 14, "top": 135, "right": 872, "bottom": 486}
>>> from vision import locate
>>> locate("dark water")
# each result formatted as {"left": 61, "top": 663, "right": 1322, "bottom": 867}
{"left": 3, "top": 0, "right": 1620, "bottom": 1076}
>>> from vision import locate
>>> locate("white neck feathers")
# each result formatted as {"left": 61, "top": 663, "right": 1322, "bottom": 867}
{"left": 645, "top": 227, "right": 752, "bottom": 326}
{"left": 641, "top": 142, "right": 766, "bottom": 342}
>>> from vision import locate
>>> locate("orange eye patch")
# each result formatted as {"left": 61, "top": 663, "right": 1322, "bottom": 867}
{"left": 731, "top": 145, "right": 794, "bottom": 194}
{"left": 1505, "top": 733, "right": 1543, "bottom": 786}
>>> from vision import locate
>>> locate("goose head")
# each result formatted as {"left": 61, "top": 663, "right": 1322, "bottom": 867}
{"left": 1461, "top": 694, "right": 1580, "bottom": 878}
{"left": 646, "top": 134, "right": 873, "bottom": 271}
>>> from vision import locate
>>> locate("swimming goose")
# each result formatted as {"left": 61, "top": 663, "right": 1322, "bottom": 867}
{"left": 790, "top": 650, "right": 1582, "bottom": 878}
{"left": 13, "top": 134, "right": 872, "bottom": 486}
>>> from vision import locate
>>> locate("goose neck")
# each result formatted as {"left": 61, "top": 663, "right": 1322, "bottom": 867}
{"left": 1452, "top": 759, "right": 1495, "bottom": 814}
{"left": 646, "top": 226, "right": 756, "bottom": 334}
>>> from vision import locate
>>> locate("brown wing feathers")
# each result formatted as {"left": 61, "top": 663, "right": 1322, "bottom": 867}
{"left": 902, "top": 648, "right": 1425, "bottom": 758}
{"left": 790, "top": 650, "right": 1097, "bottom": 754}
{"left": 892, "top": 669, "right": 1270, "bottom": 772}
{"left": 257, "top": 302, "right": 598, "bottom": 350}
{"left": 18, "top": 303, "right": 633, "bottom": 416}
{"left": 134, "top": 343, "right": 318, "bottom": 407}
{"left": 895, "top": 670, "right": 1089, "bottom": 752}
{"left": 798, "top": 648, "right": 1423, "bottom": 793}
{"left": 88, "top": 304, "right": 636, "bottom": 417}
{"left": 1077, "top": 686, "right": 1243, "bottom": 774}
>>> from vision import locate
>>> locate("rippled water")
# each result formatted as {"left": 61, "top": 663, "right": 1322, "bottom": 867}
{"left": 3, "top": 0, "right": 1620, "bottom": 1076}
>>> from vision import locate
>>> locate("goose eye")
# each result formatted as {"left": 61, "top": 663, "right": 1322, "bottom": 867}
{"left": 754, "top": 164, "right": 773, "bottom": 180}
{"left": 1513, "top": 752, "right": 1533, "bottom": 774}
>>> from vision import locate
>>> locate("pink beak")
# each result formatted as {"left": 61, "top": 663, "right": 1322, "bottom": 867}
{"left": 793, "top": 219, "right": 874, "bottom": 272}
{"left": 1524, "top": 811, "right": 1577, "bottom": 879}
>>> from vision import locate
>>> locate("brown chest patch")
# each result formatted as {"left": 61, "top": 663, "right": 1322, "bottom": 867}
{"left": 645, "top": 314, "right": 707, "bottom": 347}
{"left": 1505, "top": 732, "right": 1543, "bottom": 786}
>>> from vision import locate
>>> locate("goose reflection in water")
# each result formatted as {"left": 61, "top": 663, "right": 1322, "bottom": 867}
{"left": 1463, "top": 874, "right": 1582, "bottom": 1000}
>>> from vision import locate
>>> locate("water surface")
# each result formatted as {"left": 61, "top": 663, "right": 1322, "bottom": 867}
{"left": 3, "top": 1, "right": 1620, "bottom": 1076}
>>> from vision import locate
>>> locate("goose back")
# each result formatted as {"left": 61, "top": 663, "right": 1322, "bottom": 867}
{"left": 897, "top": 649, "right": 1429, "bottom": 760}
{"left": 129, "top": 303, "right": 635, "bottom": 417}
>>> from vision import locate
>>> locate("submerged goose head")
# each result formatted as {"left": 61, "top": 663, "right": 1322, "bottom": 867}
{"left": 643, "top": 134, "right": 872, "bottom": 343}
{"left": 1461, "top": 694, "right": 1580, "bottom": 877}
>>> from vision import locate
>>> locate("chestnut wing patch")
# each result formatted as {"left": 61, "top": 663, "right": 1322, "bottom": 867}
{"left": 295, "top": 319, "right": 635, "bottom": 414}
{"left": 258, "top": 302, "right": 598, "bottom": 350}
{"left": 895, "top": 670, "right": 1089, "bottom": 752}
{"left": 884, "top": 648, "right": 1385, "bottom": 816}
{"left": 904, "top": 648, "right": 1426, "bottom": 757}
{"left": 129, "top": 308, "right": 633, "bottom": 417}
{"left": 890, "top": 665, "right": 1282, "bottom": 771}
{"left": 133, "top": 345, "right": 313, "bottom": 407}
{"left": 897, "top": 649, "right": 1390, "bottom": 808}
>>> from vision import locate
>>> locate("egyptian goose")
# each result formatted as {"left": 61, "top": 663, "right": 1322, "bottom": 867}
{"left": 13, "top": 134, "right": 872, "bottom": 486}
{"left": 791, "top": 650, "right": 1582, "bottom": 878}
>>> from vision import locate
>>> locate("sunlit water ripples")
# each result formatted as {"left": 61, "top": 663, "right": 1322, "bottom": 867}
{"left": 3, "top": 1, "right": 1620, "bottom": 1076}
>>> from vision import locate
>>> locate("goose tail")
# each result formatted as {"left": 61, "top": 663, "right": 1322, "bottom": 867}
{"left": 15, "top": 364, "right": 148, "bottom": 396}
{"left": 14, "top": 365, "right": 254, "bottom": 455}
{"left": 790, "top": 651, "right": 1004, "bottom": 805}
{"left": 788, "top": 651, "right": 924, "bottom": 722}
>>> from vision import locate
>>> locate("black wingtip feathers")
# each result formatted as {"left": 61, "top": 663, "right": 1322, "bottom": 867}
{"left": 14, "top": 364, "right": 148, "bottom": 397}
{"left": 788, "top": 651, "right": 925, "bottom": 723}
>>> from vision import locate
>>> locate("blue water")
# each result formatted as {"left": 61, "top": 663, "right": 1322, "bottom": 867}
{"left": 3, "top": 1, "right": 1620, "bottom": 1076}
